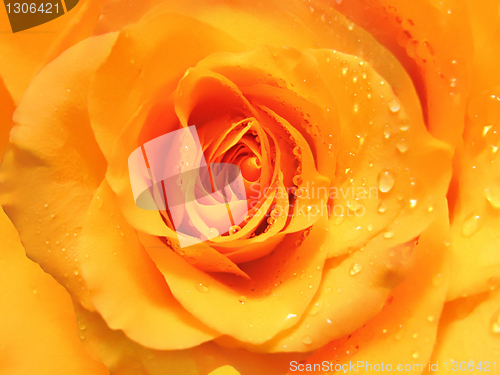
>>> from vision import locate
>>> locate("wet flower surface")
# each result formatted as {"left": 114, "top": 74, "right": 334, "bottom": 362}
{"left": 0, "top": 0, "right": 499, "bottom": 374}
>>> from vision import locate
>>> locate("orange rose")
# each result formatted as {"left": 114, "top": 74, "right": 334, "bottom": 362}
{"left": 0, "top": 1, "right": 498, "bottom": 374}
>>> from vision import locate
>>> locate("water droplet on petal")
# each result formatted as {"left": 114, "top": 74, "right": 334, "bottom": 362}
{"left": 412, "top": 352, "right": 420, "bottom": 359}
{"left": 488, "top": 277, "right": 499, "bottom": 291}
{"left": 490, "top": 309, "right": 500, "bottom": 336}
{"left": 396, "top": 140, "right": 409, "bottom": 153}
{"left": 195, "top": 283, "right": 209, "bottom": 293}
{"left": 346, "top": 345, "right": 358, "bottom": 355}
{"left": 309, "top": 300, "right": 323, "bottom": 316}
{"left": 349, "top": 263, "right": 363, "bottom": 276}
{"left": 302, "top": 336, "right": 313, "bottom": 345}
{"left": 409, "top": 199, "right": 418, "bottom": 208}
{"left": 293, "top": 175, "right": 303, "bottom": 186}
{"left": 378, "top": 202, "right": 388, "bottom": 213}
{"left": 378, "top": 169, "right": 395, "bottom": 193}
{"left": 384, "top": 228, "right": 394, "bottom": 239}
{"left": 461, "top": 212, "right": 483, "bottom": 237}
{"left": 427, "top": 315, "right": 435, "bottom": 322}
{"left": 485, "top": 186, "right": 500, "bottom": 209}
{"left": 229, "top": 225, "right": 241, "bottom": 235}
{"left": 388, "top": 99, "right": 401, "bottom": 113}
{"left": 383, "top": 125, "right": 391, "bottom": 139}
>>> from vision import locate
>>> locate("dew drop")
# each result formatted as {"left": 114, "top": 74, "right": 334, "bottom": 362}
{"left": 378, "top": 202, "right": 388, "bottom": 213}
{"left": 412, "top": 352, "right": 420, "bottom": 359}
{"left": 383, "top": 228, "right": 394, "bottom": 239}
{"left": 229, "top": 225, "right": 241, "bottom": 235}
{"left": 271, "top": 207, "right": 282, "bottom": 218}
{"left": 396, "top": 140, "right": 409, "bottom": 153}
{"left": 195, "top": 283, "right": 209, "bottom": 293}
{"left": 293, "top": 146, "right": 302, "bottom": 156}
{"left": 488, "top": 277, "right": 499, "bottom": 291}
{"left": 73, "top": 268, "right": 79, "bottom": 276}
{"left": 461, "top": 212, "right": 483, "bottom": 237}
{"left": 395, "top": 325, "right": 406, "bottom": 340}
{"left": 378, "top": 169, "right": 395, "bottom": 193}
{"left": 409, "top": 199, "right": 418, "bottom": 208}
{"left": 367, "top": 223, "right": 373, "bottom": 231}
{"left": 427, "top": 315, "right": 435, "bottom": 322}
{"left": 485, "top": 186, "right": 500, "bottom": 209}
{"left": 383, "top": 125, "right": 391, "bottom": 139}
{"left": 239, "top": 296, "right": 247, "bottom": 304}
{"left": 293, "top": 175, "right": 303, "bottom": 186}
{"left": 302, "top": 336, "right": 313, "bottom": 345}
{"left": 309, "top": 300, "right": 323, "bottom": 316}
{"left": 346, "top": 345, "right": 358, "bottom": 355}
{"left": 399, "top": 122, "right": 410, "bottom": 131}
{"left": 490, "top": 309, "right": 500, "bottom": 336}
{"left": 349, "top": 263, "right": 363, "bottom": 276}
{"left": 388, "top": 99, "right": 401, "bottom": 113}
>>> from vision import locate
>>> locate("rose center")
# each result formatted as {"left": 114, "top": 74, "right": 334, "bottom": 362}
{"left": 240, "top": 156, "right": 261, "bottom": 182}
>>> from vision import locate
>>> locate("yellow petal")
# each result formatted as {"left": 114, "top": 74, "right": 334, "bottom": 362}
{"left": 79, "top": 180, "right": 219, "bottom": 349}
{"left": 0, "top": 207, "right": 108, "bottom": 375}
{"left": 447, "top": 87, "right": 500, "bottom": 300}
{"left": 0, "top": 0, "right": 107, "bottom": 103}
{"left": 424, "top": 290, "right": 500, "bottom": 369}
{"left": 295, "top": 198, "right": 450, "bottom": 373}
{"left": 308, "top": 48, "right": 452, "bottom": 257}
{"left": 0, "top": 32, "right": 119, "bottom": 311}
{"left": 325, "top": 0, "right": 472, "bottom": 146}
{"left": 73, "top": 303, "right": 304, "bottom": 375}
{"left": 140, "top": 216, "right": 329, "bottom": 346}
{"left": 89, "top": 11, "right": 243, "bottom": 163}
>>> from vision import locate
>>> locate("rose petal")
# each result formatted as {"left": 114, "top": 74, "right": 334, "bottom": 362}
{"left": 326, "top": 0, "right": 472, "bottom": 146}
{"left": 140, "top": 216, "right": 329, "bottom": 346}
{"left": 427, "top": 290, "right": 500, "bottom": 366}
{"left": 0, "top": 208, "right": 108, "bottom": 375}
{"left": 79, "top": 180, "right": 219, "bottom": 350}
{"left": 308, "top": 48, "right": 452, "bottom": 258}
{"left": 295, "top": 198, "right": 450, "bottom": 373}
{"left": 256, "top": 235, "right": 417, "bottom": 352}
{"left": 89, "top": 12, "right": 243, "bottom": 163}
{"left": 447, "top": 89, "right": 500, "bottom": 300}
{"left": 0, "top": 32, "right": 119, "bottom": 310}
{"left": 0, "top": 0, "right": 107, "bottom": 103}
{"left": 73, "top": 303, "right": 304, "bottom": 375}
